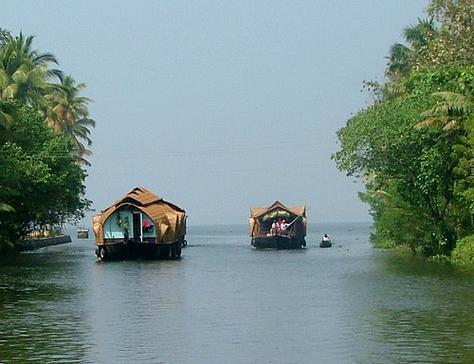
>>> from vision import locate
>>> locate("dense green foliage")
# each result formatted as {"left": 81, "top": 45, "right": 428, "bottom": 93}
{"left": 0, "top": 29, "right": 93, "bottom": 251}
{"left": 451, "top": 235, "right": 474, "bottom": 265}
{"left": 0, "top": 106, "right": 89, "bottom": 251}
{"left": 0, "top": 30, "right": 95, "bottom": 164}
{"left": 334, "top": 0, "right": 474, "bottom": 261}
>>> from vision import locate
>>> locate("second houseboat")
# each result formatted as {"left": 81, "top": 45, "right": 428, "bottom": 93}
{"left": 249, "top": 201, "right": 307, "bottom": 249}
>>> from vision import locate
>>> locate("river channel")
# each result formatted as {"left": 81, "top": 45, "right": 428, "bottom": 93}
{"left": 1, "top": 223, "right": 474, "bottom": 363}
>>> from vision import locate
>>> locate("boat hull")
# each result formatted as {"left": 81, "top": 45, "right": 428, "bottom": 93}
{"left": 96, "top": 240, "right": 183, "bottom": 261}
{"left": 320, "top": 240, "right": 332, "bottom": 248}
{"left": 251, "top": 235, "right": 306, "bottom": 249}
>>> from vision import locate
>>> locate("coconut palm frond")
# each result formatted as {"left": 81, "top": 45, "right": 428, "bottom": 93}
{"left": 442, "top": 120, "right": 458, "bottom": 131}
{"left": 33, "top": 52, "right": 59, "bottom": 66}
{"left": 46, "top": 68, "right": 64, "bottom": 82}
{"left": 0, "top": 101, "right": 15, "bottom": 137}
{"left": 386, "top": 43, "right": 413, "bottom": 79}
{"left": 0, "top": 202, "right": 14, "bottom": 213}
{"left": 432, "top": 91, "right": 473, "bottom": 115}
{"left": 0, "top": 28, "right": 11, "bottom": 46}
{"left": 403, "top": 18, "right": 437, "bottom": 49}
{"left": 419, "top": 91, "right": 473, "bottom": 131}
{"left": 0, "top": 32, "right": 58, "bottom": 105}
{"left": 44, "top": 75, "right": 96, "bottom": 164}
{"left": 415, "top": 118, "right": 439, "bottom": 129}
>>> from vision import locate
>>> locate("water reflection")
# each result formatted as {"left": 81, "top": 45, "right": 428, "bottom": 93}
{"left": 347, "top": 252, "right": 474, "bottom": 363}
{"left": 0, "top": 252, "right": 90, "bottom": 363}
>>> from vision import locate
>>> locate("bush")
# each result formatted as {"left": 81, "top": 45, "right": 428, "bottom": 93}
{"left": 451, "top": 235, "right": 474, "bottom": 265}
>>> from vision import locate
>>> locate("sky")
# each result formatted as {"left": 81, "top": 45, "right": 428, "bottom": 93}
{"left": 2, "top": 1, "right": 429, "bottom": 225}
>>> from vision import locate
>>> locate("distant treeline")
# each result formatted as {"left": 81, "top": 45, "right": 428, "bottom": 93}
{"left": 0, "top": 30, "right": 94, "bottom": 251}
{"left": 334, "top": 0, "right": 474, "bottom": 264}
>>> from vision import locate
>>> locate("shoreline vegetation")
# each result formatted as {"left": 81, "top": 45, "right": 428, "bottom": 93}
{"left": 1, "top": 2, "right": 473, "bottom": 268}
{"left": 334, "top": 0, "right": 474, "bottom": 265}
{"left": 15, "top": 235, "right": 72, "bottom": 252}
{"left": 0, "top": 29, "right": 93, "bottom": 253}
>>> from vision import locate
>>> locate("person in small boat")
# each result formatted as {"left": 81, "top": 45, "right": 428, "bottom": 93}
{"left": 322, "top": 233, "right": 330, "bottom": 242}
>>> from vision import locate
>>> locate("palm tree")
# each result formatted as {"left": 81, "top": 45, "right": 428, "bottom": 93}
{"left": 0, "top": 32, "right": 62, "bottom": 106}
{"left": 386, "top": 18, "right": 438, "bottom": 80}
{"left": 385, "top": 43, "right": 412, "bottom": 81}
{"left": 0, "top": 28, "right": 10, "bottom": 47}
{"left": 0, "top": 100, "right": 15, "bottom": 142}
{"left": 0, "top": 202, "right": 14, "bottom": 213}
{"left": 45, "top": 75, "right": 95, "bottom": 166}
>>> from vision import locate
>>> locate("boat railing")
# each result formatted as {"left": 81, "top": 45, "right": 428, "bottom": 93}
{"left": 257, "top": 230, "right": 294, "bottom": 238}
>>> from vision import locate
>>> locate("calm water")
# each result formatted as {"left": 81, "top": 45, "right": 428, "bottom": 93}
{"left": 1, "top": 223, "right": 474, "bottom": 363}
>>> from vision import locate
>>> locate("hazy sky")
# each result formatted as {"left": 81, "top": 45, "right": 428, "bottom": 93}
{"left": 2, "top": 1, "right": 429, "bottom": 225}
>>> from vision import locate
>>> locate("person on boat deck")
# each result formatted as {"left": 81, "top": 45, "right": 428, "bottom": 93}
{"left": 322, "top": 233, "right": 330, "bottom": 242}
{"left": 275, "top": 218, "right": 282, "bottom": 233}
{"left": 270, "top": 221, "right": 277, "bottom": 235}
{"left": 278, "top": 219, "right": 288, "bottom": 234}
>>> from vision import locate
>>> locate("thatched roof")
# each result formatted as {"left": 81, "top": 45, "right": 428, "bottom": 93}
{"left": 93, "top": 187, "right": 186, "bottom": 244}
{"left": 250, "top": 200, "right": 306, "bottom": 219}
{"left": 248, "top": 200, "right": 307, "bottom": 237}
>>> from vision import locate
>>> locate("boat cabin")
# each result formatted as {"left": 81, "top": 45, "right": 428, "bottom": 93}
{"left": 92, "top": 187, "right": 187, "bottom": 259}
{"left": 249, "top": 201, "right": 307, "bottom": 249}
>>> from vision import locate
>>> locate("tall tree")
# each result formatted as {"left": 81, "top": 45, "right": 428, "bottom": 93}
{"left": 335, "top": 66, "right": 474, "bottom": 256}
{"left": 427, "top": 0, "right": 474, "bottom": 66}
{"left": 0, "top": 32, "right": 95, "bottom": 165}
{"left": 0, "top": 32, "right": 62, "bottom": 107}
{"left": 45, "top": 75, "right": 95, "bottom": 166}
{"left": 386, "top": 18, "right": 438, "bottom": 80}
{"left": 0, "top": 106, "right": 89, "bottom": 251}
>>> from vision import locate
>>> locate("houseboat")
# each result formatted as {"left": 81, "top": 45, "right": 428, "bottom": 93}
{"left": 76, "top": 227, "right": 89, "bottom": 239}
{"left": 249, "top": 201, "right": 307, "bottom": 249}
{"left": 92, "top": 187, "right": 187, "bottom": 261}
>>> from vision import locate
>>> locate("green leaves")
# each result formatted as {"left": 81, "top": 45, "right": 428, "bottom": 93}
{"left": 335, "top": 66, "right": 474, "bottom": 256}
{"left": 337, "top": 0, "right": 474, "bottom": 259}
{"left": 0, "top": 31, "right": 95, "bottom": 165}
{"left": 45, "top": 75, "right": 96, "bottom": 166}
{"left": 0, "top": 106, "right": 89, "bottom": 251}
{"left": 0, "top": 31, "right": 95, "bottom": 251}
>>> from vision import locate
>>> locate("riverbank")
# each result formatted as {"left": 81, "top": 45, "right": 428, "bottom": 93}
{"left": 15, "top": 235, "right": 72, "bottom": 252}
{"left": 374, "top": 234, "right": 474, "bottom": 267}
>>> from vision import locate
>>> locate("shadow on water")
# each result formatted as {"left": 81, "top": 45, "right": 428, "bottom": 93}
{"left": 0, "top": 249, "right": 91, "bottom": 363}
{"left": 346, "top": 251, "right": 474, "bottom": 363}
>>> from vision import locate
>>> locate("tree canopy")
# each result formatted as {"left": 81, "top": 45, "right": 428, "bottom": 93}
{"left": 0, "top": 29, "right": 94, "bottom": 251}
{"left": 0, "top": 105, "right": 90, "bottom": 251}
{"left": 0, "top": 30, "right": 95, "bottom": 165}
{"left": 334, "top": 0, "right": 474, "bottom": 261}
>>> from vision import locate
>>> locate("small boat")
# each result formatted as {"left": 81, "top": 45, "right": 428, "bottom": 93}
{"left": 319, "top": 239, "right": 332, "bottom": 248}
{"left": 92, "top": 187, "right": 187, "bottom": 261}
{"left": 76, "top": 227, "right": 89, "bottom": 239}
{"left": 249, "top": 201, "right": 307, "bottom": 249}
